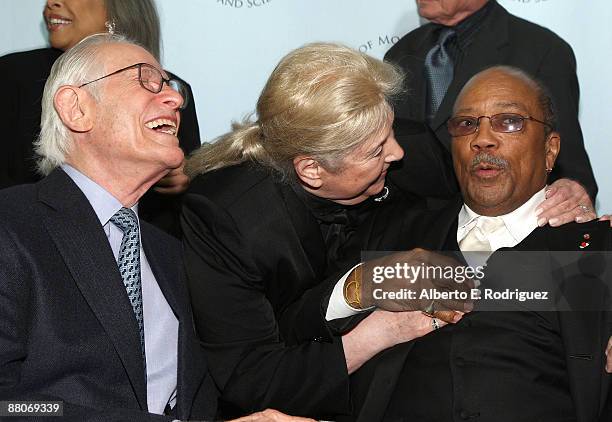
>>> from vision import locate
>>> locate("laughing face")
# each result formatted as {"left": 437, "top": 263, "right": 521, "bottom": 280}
{"left": 83, "top": 43, "right": 184, "bottom": 178}
{"left": 450, "top": 68, "right": 560, "bottom": 216}
{"left": 44, "top": 0, "right": 108, "bottom": 51}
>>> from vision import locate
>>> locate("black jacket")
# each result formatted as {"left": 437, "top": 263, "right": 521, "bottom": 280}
{"left": 182, "top": 163, "right": 357, "bottom": 419}
{"left": 345, "top": 196, "right": 612, "bottom": 422}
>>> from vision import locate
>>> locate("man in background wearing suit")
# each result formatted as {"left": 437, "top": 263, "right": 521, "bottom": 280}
{"left": 385, "top": 0, "right": 598, "bottom": 225}
{"left": 341, "top": 66, "right": 612, "bottom": 421}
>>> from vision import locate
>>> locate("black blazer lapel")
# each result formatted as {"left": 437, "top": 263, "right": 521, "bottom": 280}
{"left": 38, "top": 169, "right": 148, "bottom": 409}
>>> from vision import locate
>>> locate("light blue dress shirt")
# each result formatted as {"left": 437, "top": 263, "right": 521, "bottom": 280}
{"left": 61, "top": 164, "right": 179, "bottom": 415}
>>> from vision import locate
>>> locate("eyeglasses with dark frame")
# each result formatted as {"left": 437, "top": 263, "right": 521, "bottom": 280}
{"left": 447, "top": 113, "right": 553, "bottom": 137}
{"left": 78, "top": 62, "right": 189, "bottom": 110}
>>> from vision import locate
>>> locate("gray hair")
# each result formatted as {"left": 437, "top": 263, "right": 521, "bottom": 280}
{"left": 105, "top": 0, "right": 161, "bottom": 61}
{"left": 35, "top": 33, "right": 132, "bottom": 175}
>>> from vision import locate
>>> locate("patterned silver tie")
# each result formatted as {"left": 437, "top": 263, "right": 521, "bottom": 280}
{"left": 110, "top": 207, "right": 146, "bottom": 366}
{"left": 424, "top": 28, "right": 456, "bottom": 118}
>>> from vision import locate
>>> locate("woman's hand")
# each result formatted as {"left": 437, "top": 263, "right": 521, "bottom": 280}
{"left": 536, "top": 179, "right": 595, "bottom": 227}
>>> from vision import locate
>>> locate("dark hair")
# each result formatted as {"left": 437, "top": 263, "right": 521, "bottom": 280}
{"left": 105, "top": 0, "right": 161, "bottom": 60}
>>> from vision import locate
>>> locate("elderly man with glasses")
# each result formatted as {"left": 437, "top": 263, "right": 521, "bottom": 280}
{"left": 0, "top": 33, "right": 312, "bottom": 422}
{"left": 332, "top": 66, "right": 612, "bottom": 422}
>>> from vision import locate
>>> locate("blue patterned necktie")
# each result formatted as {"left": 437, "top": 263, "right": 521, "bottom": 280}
{"left": 424, "top": 28, "right": 456, "bottom": 119}
{"left": 110, "top": 207, "right": 146, "bottom": 368}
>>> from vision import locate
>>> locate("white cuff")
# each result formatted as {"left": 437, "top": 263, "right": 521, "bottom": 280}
{"left": 325, "top": 263, "right": 370, "bottom": 320}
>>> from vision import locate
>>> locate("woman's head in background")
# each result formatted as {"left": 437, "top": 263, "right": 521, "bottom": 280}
{"left": 44, "top": 0, "right": 161, "bottom": 59}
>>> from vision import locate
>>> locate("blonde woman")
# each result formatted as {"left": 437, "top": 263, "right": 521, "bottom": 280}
{"left": 182, "top": 43, "right": 452, "bottom": 420}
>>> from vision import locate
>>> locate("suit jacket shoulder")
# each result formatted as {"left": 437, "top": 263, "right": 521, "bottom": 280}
{"left": 188, "top": 162, "right": 276, "bottom": 206}
{"left": 185, "top": 163, "right": 292, "bottom": 259}
{"left": 0, "top": 183, "right": 38, "bottom": 214}
{"left": 504, "top": 7, "right": 572, "bottom": 47}
{"left": 385, "top": 21, "right": 433, "bottom": 62}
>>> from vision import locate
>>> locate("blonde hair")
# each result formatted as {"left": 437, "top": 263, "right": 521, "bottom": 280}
{"left": 186, "top": 42, "right": 404, "bottom": 180}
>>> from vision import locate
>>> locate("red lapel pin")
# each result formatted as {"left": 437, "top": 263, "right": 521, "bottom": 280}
{"left": 580, "top": 233, "right": 590, "bottom": 249}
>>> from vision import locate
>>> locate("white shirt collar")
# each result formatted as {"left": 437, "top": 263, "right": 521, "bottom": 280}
{"left": 61, "top": 164, "right": 138, "bottom": 227}
{"left": 457, "top": 187, "right": 546, "bottom": 249}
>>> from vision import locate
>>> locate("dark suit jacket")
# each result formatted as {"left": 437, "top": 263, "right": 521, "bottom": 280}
{"left": 0, "top": 169, "right": 217, "bottom": 422}
{"left": 0, "top": 47, "right": 201, "bottom": 236}
{"left": 385, "top": 0, "right": 598, "bottom": 201}
{"left": 182, "top": 163, "right": 401, "bottom": 419}
{"left": 346, "top": 197, "right": 612, "bottom": 422}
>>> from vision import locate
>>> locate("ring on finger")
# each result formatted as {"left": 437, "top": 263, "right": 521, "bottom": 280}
{"left": 579, "top": 204, "right": 591, "bottom": 213}
{"left": 431, "top": 318, "right": 440, "bottom": 330}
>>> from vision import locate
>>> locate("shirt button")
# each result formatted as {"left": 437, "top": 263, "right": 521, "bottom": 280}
{"left": 312, "top": 336, "right": 324, "bottom": 342}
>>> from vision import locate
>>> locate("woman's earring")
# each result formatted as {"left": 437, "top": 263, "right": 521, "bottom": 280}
{"left": 105, "top": 21, "right": 116, "bottom": 35}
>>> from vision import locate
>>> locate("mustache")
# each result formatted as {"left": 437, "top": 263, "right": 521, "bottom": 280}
{"left": 470, "top": 152, "right": 509, "bottom": 170}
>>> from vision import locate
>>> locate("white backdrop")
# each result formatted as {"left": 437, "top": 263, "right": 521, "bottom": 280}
{"left": 2, "top": 0, "right": 611, "bottom": 210}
